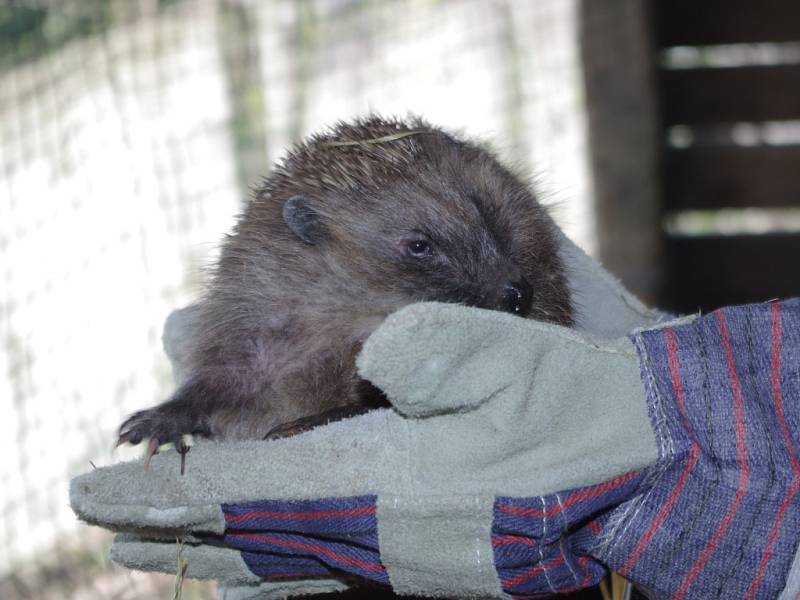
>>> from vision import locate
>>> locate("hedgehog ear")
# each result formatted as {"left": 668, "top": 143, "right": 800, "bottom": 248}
{"left": 283, "top": 195, "right": 325, "bottom": 245}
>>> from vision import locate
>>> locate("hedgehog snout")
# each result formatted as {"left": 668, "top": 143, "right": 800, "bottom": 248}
{"left": 499, "top": 277, "right": 533, "bottom": 317}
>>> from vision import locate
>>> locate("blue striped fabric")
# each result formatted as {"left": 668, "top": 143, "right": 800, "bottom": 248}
{"left": 596, "top": 298, "right": 800, "bottom": 599}
{"left": 220, "top": 495, "right": 390, "bottom": 585}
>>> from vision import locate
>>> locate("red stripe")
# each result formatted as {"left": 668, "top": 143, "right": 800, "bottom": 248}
{"left": 562, "top": 470, "right": 641, "bottom": 508}
{"left": 230, "top": 532, "right": 385, "bottom": 573}
{"left": 768, "top": 303, "right": 799, "bottom": 472}
{"left": 496, "top": 471, "right": 640, "bottom": 518}
{"left": 502, "top": 555, "right": 564, "bottom": 588}
{"left": 265, "top": 572, "right": 328, "bottom": 579}
{"left": 619, "top": 327, "right": 699, "bottom": 576}
{"left": 619, "top": 444, "right": 699, "bottom": 576}
{"left": 565, "top": 557, "right": 600, "bottom": 594}
{"left": 665, "top": 327, "right": 692, "bottom": 434}
{"left": 493, "top": 534, "right": 536, "bottom": 547}
{"left": 672, "top": 311, "right": 751, "bottom": 600}
{"left": 745, "top": 303, "right": 798, "bottom": 600}
{"left": 578, "top": 556, "right": 594, "bottom": 587}
{"left": 745, "top": 479, "right": 799, "bottom": 599}
{"left": 226, "top": 505, "right": 375, "bottom": 524}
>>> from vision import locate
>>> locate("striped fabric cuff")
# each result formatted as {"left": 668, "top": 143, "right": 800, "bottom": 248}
{"left": 220, "top": 495, "right": 390, "bottom": 585}
{"left": 215, "top": 473, "right": 649, "bottom": 597}
{"left": 596, "top": 299, "right": 800, "bottom": 599}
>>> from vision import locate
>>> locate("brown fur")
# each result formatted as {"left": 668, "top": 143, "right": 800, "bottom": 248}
{"left": 118, "top": 116, "right": 572, "bottom": 448}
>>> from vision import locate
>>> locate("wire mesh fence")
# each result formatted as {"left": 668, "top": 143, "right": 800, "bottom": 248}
{"left": 0, "top": 1, "right": 593, "bottom": 597}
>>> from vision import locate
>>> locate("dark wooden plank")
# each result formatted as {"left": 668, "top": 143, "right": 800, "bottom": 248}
{"left": 664, "top": 145, "right": 800, "bottom": 209}
{"left": 581, "top": 0, "right": 663, "bottom": 303}
{"left": 655, "top": 0, "right": 800, "bottom": 47}
{"left": 665, "top": 233, "right": 800, "bottom": 313}
{"left": 661, "top": 65, "right": 800, "bottom": 124}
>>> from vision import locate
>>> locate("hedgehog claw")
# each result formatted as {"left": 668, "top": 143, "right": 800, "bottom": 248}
{"left": 177, "top": 441, "right": 190, "bottom": 475}
{"left": 143, "top": 437, "right": 160, "bottom": 470}
{"left": 117, "top": 404, "right": 210, "bottom": 473}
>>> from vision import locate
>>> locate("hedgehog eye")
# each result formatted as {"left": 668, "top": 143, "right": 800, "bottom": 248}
{"left": 406, "top": 239, "right": 433, "bottom": 258}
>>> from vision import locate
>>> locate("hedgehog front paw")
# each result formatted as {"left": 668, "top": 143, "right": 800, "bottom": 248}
{"left": 117, "top": 406, "right": 211, "bottom": 474}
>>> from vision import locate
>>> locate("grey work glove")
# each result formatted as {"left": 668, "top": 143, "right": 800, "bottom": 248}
{"left": 70, "top": 233, "right": 665, "bottom": 598}
{"left": 72, "top": 305, "right": 662, "bottom": 598}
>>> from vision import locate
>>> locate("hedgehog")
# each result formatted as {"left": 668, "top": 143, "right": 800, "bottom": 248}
{"left": 117, "top": 116, "right": 573, "bottom": 469}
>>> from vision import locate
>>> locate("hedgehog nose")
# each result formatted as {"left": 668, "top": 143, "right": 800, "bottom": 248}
{"left": 503, "top": 278, "right": 533, "bottom": 317}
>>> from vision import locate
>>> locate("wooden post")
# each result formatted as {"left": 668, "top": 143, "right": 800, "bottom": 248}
{"left": 580, "top": 0, "right": 663, "bottom": 304}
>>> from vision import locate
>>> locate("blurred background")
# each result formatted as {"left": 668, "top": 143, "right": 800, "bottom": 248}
{"left": 1, "top": 0, "right": 798, "bottom": 598}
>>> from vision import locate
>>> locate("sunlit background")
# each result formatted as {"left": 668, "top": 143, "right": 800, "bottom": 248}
{"left": 1, "top": 1, "right": 592, "bottom": 597}
{"left": 2, "top": 1, "right": 799, "bottom": 599}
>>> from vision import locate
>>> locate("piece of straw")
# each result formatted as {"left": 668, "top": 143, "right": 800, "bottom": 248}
{"left": 320, "top": 130, "right": 426, "bottom": 147}
{"left": 173, "top": 538, "right": 188, "bottom": 600}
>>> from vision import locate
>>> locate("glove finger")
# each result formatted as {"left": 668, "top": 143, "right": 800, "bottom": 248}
{"left": 357, "top": 302, "right": 579, "bottom": 417}
{"left": 111, "top": 533, "right": 351, "bottom": 597}
{"left": 70, "top": 410, "right": 411, "bottom": 532}
{"left": 555, "top": 228, "right": 664, "bottom": 337}
{"left": 216, "top": 579, "right": 352, "bottom": 600}
{"left": 368, "top": 303, "right": 657, "bottom": 497}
